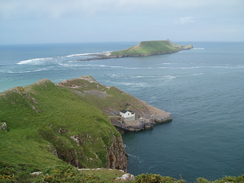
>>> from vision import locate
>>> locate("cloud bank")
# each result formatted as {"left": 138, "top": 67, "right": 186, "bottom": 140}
{"left": 1, "top": 0, "right": 243, "bottom": 19}
{"left": 0, "top": 0, "right": 243, "bottom": 43}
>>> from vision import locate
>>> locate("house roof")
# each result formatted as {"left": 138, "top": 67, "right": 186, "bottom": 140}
{"left": 120, "top": 110, "right": 134, "bottom": 114}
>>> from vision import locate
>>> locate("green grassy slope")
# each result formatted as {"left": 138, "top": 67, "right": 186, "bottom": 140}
{"left": 0, "top": 79, "right": 122, "bottom": 173}
{"left": 110, "top": 40, "right": 193, "bottom": 56}
{"left": 56, "top": 77, "right": 157, "bottom": 118}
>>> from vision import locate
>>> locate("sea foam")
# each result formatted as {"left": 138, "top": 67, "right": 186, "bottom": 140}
{"left": 193, "top": 48, "right": 205, "bottom": 50}
{"left": 17, "top": 57, "right": 53, "bottom": 65}
{"left": 17, "top": 52, "right": 105, "bottom": 65}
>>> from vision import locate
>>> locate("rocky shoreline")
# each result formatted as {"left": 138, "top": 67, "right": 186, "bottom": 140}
{"left": 76, "top": 48, "right": 191, "bottom": 62}
{"left": 110, "top": 113, "right": 172, "bottom": 132}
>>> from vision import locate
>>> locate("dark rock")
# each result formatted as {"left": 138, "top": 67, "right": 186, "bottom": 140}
{"left": 58, "top": 128, "right": 69, "bottom": 133}
{"left": 32, "top": 98, "right": 39, "bottom": 105}
{"left": 70, "top": 135, "right": 83, "bottom": 146}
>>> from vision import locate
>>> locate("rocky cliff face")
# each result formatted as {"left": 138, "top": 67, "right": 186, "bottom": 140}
{"left": 39, "top": 129, "right": 127, "bottom": 171}
{"left": 107, "top": 135, "right": 127, "bottom": 171}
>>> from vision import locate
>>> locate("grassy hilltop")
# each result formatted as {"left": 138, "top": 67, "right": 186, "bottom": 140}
{"left": 110, "top": 40, "right": 193, "bottom": 57}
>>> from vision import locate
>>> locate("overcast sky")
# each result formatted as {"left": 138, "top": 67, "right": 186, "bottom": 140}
{"left": 0, "top": 0, "right": 244, "bottom": 44}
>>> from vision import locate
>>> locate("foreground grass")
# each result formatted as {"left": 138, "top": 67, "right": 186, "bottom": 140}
{"left": 79, "top": 168, "right": 125, "bottom": 182}
{"left": 1, "top": 163, "right": 243, "bottom": 183}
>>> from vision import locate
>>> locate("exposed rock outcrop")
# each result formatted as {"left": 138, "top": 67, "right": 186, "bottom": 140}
{"left": 115, "top": 173, "right": 135, "bottom": 182}
{"left": 0, "top": 122, "right": 7, "bottom": 131}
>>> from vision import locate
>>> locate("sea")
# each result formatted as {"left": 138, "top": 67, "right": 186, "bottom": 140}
{"left": 0, "top": 42, "right": 244, "bottom": 182}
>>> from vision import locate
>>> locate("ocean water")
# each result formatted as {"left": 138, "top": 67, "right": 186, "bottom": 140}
{"left": 1, "top": 42, "right": 244, "bottom": 182}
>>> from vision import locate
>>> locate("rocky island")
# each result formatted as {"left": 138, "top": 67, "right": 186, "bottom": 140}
{"left": 78, "top": 39, "right": 193, "bottom": 61}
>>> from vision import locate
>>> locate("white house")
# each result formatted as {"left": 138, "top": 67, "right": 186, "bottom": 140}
{"left": 120, "top": 110, "right": 135, "bottom": 122}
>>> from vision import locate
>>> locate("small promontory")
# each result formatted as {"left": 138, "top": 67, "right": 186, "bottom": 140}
{"left": 57, "top": 76, "right": 172, "bottom": 132}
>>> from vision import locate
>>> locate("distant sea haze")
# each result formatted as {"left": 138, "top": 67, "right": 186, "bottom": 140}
{"left": 1, "top": 42, "right": 244, "bottom": 182}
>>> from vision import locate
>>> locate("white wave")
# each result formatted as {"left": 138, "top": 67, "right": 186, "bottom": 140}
{"left": 109, "top": 73, "right": 122, "bottom": 78}
{"left": 33, "top": 67, "right": 51, "bottom": 72}
{"left": 6, "top": 71, "right": 15, "bottom": 73}
{"left": 110, "top": 65, "right": 124, "bottom": 69}
{"left": 148, "top": 166, "right": 155, "bottom": 170}
{"left": 102, "top": 51, "right": 112, "bottom": 56}
{"left": 133, "top": 75, "right": 174, "bottom": 79}
{"left": 66, "top": 53, "right": 95, "bottom": 57}
{"left": 83, "top": 64, "right": 108, "bottom": 68}
{"left": 17, "top": 51, "right": 111, "bottom": 65}
{"left": 212, "top": 65, "right": 244, "bottom": 69}
{"left": 58, "top": 63, "right": 86, "bottom": 67}
{"left": 193, "top": 73, "right": 204, "bottom": 76}
{"left": 17, "top": 57, "right": 53, "bottom": 65}
{"left": 118, "top": 82, "right": 148, "bottom": 87}
{"left": 67, "top": 51, "right": 111, "bottom": 58}
{"left": 127, "top": 154, "right": 143, "bottom": 163}
{"left": 164, "top": 75, "right": 177, "bottom": 79}
{"left": 176, "top": 66, "right": 201, "bottom": 69}
{"left": 237, "top": 65, "right": 244, "bottom": 69}
{"left": 149, "top": 96, "right": 157, "bottom": 104}
{"left": 5, "top": 65, "right": 53, "bottom": 74}
{"left": 133, "top": 76, "right": 146, "bottom": 78}
{"left": 126, "top": 67, "right": 154, "bottom": 70}
{"left": 7, "top": 70, "right": 32, "bottom": 73}
{"left": 159, "top": 65, "right": 244, "bottom": 70}
{"left": 193, "top": 48, "right": 205, "bottom": 50}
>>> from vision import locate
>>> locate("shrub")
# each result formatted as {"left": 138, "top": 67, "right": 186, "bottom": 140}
{"left": 197, "top": 177, "right": 210, "bottom": 183}
{"left": 0, "top": 162, "right": 17, "bottom": 182}
{"left": 0, "top": 162, "right": 38, "bottom": 183}
{"left": 134, "top": 173, "right": 185, "bottom": 183}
